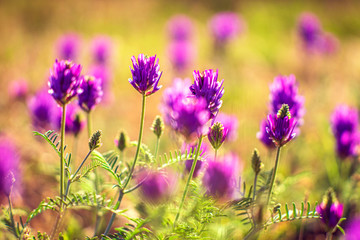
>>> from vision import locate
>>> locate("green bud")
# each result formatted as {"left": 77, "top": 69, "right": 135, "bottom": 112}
{"left": 251, "top": 148, "right": 262, "bottom": 175}
{"left": 277, "top": 104, "right": 291, "bottom": 119}
{"left": 151, "top": 115, "right": 164, "bottom": 138}
{"left": 89, "top": 130, "right": 102, "bottom": 151}
{"left": 208, "top": 122, "right": 226, "bottom": 150}
{"left": 117, "top": 130, "right": 129, "bottom": 152}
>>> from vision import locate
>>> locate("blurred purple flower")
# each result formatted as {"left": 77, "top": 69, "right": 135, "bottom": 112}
{"left": 345, "top": 217, "right": 360, "bottom": 240}
{"left": 48, "top": 59, "right": 82, "bottom": 106}
{"left": 182, "top": 142, "right": 209, "bottom": 178}
{"left": 56, "top": 33, "right": 81, "bottom": 61}
{"left": 129, "top": 54, "right": 162, "bottom": 96}
{"left": 169, "top": 98, "right": 210, "bottom": 141}
{"left": 52, "top": 103, "right": 85, "bottom": 136}
{"left": 266, "top": 104, "right": 297, "bottom": 147}
{"left": 185, "top": 160, "right": 204, "bottom": 178}
{"left": 160, "top": 78, "right": 192, "bottom": 126}
{"left": 8, "top": 79, "right": 28, "bottom": 100}
{"left": 216, "top": 112, "right": 238, "bottom": 142}
{"left": 318, "top": 32, "right": 339, "bottom": 55}
{"left": 91, "top": 35, "right": 113, "bottom": 65}
{"left": 138, "top": 170, "right": 176, "bottom": 204}
{"left": 28, "top": 89, "right": 57, "bottom": 131}
{"left": 78, "top": 75, "right": 103, "bottom": 113}
{"left": 190, "top": 69, "right": 224, "bottom": 118}
{"left": 298, "top": 12, "right": 322, "bottom": 52}
{"left": 209, "top": 12, "right": 244, "bottom": 44}
{"left": 167, "top": 15, "right": 194, "bottom": 41}
{"left": 316, "top": 189, "right": 343, "bottom": 230}
{"left": 0, "top": 136, "right": 20, "bottom": 197}
{"left": 331, "top": 105, "right": 360, "bottom": 159}
{"left": 269, "top": 74, "right": 305, "bottom": 124}
{"left": 202, "top": 153, "right": 239, "bottom": 199}
{"left": 167, "top": 41, "right": 195, "bottom": 72}
{"left": 257, "top": 119, "right": 276, "bottom": 149}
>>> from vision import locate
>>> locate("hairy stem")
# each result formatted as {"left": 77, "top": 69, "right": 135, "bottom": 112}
{"left": 267, "top": 146, "right": 281, "bottom": 206}
{"left": 103, "top": 94, "right": 146, "bottom": 235}
{"left": 173, "top": 135, "right": 204, "bottom": 228}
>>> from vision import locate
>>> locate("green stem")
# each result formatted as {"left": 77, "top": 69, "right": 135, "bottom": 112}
{"left": 173, "top": 135, "right": 204, "bottom": 228}
{"left": 8, "top": 195, "right": 19, "bottom": 238}
{"left": 266, "top": 146, "right": 281, "bottom": 206}
{"left": 60, "top": 104, "right": 67, "bottom": 207}
{"left": 103, "top": 94, "right": 146, "bottom": 236}
{"left": 154, "top": 137, "right": 160, "bottom": 160}
{"left": 253, "top": 173, "right": 258, "bottom": 201}
{"left": 87, "top": 111, "right": 92, "bottom": 138}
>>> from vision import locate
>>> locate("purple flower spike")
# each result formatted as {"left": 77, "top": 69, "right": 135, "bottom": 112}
{"left": 269, "top": 74, "right": 305, "bottom": 124}
{"left": 170, "top": 98, "right": 210, "bottom": 141}
{"left": 0, "top": 136, "right": 20, "bottom": 197}
{"left": 167, "top": 15, "right": 194, "bottom": 41}
{"left": 48, "top": 59, "right": 82, "bottom": 106}
{"left": 129, "top": 54, "right": 162, "bottom": 96}
{"left": 257, "top": 119, "right": 276, "bottom": 149}
{"left": 331, "top": 105, "right": 360, "bottom": 159}
{"left": 266, "top": 104, "right": 297, "bottom": 147}
{"left": 28, "top": 89, "right": 57, "bottom": 131}
{"left": 316, "top": 189, "right": 343, "bottom": 230}
{"left": 216, "top": 112, "right": 238, "bottom": 142}
{"left": 78, "top": 75, "right": 103, "bottom": 113}
{"left": 345, "top": 217, "right": 360, "bottom": 240}
{"left": 298, "top": 12, "right": 322, "bottom": 52}
{"left": 209, "top": 12, "right": 245, "bottom": 44}
{"left": 138, "top": 170, "right": 176, "bottom": 204}
{"left": 167, "top": 41, "right": 195, "bottom": 72}
{"left": 91, "top": 35, "right": 113, "bottom": 65}
{"left": 56, "top": 33, "right": 81, "bottom": 61}
{"left": 190, "top": 69, "right": 224, "bottom": 118}
{"left": 202, "top": 153, "right": 239, "bottom": 199}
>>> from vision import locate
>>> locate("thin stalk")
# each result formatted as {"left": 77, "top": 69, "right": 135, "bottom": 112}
{"left": 103, "top": 94, "right": 146, "bottom": 235}
{"left": 154, "top": 137, "right": 160, "bottom": 160}
{"left": 87, "top": 111, "right": 92, "bottom": 138}
{"left": 215, "top": 148, "right": 218, "bottom": 161}
{"left": 72, "top": 135, "right": 79, "bottom": 165}
{"left": 8, "top": 195, "right": 19, "bottom": 238}
{"left": 173, "top": 135, "right": 204, "bottom": 228}
{"left": 253, "top": 174, "right": 258, "bottom": 201}
{"left": 266, "top": 146, "right": 281, "bottom": 206}
{"left": 326, "top": 231, "right": 333, "bottom": 240}
{"left": 60, "top": 104, "right": 67, "bottom": 206}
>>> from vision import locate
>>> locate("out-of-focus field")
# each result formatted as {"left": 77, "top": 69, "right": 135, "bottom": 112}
{"left": 1, "top": 0, "right": 360, "bottom": 238}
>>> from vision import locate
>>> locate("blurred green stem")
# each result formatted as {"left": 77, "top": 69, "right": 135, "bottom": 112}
{"left": 267, "top": 146, "right": 281, "bottom": 206}
{"left": 173, "top": 135, "right": 204, "bottom": 228}
{"left": 103, "top": 94, "right": 146, "bottom": 236}
{"left": 154, "top": 137, "right": 160, "bottom": 160}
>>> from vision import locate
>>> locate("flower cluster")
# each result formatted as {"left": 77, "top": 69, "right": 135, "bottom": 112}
{"left": 209, "top": 12, "right": 245, "bottom": 45}
{"left": 330, "top": 105, "right": 360, "bottom": 159}
{"left": 78, "top": 75, "right": 103, "bottom": 113}
{"left": 129, "top": 54, "right": 162, "bottom": 96}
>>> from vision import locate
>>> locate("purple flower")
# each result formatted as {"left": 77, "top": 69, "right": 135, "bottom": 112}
{"left": 169, "top": 98, "right": 210, "bottom": 141}
{"left": 269, "top": 74, "right": 305, "bottom": 123}
{"left": 48, "top": 59, "right": 82, "bottom": 106}
{"left": 185, "top": 160, "right": 204, "bottom": 178}
{"left": 78, "top": 75, "right": 103, "bottom": 112}
{"left": 28, "top": 89, "right": 57, "bottom": 131}
{"left": 331, "top": 105, "right": 360, "bottom": 159}
{"left": 56, "top": 33, "right": 81, "bottom": 61}
{"left": 137, "top": 170, "right": 176, "bottom": 204}
{"left": 208, "top": 122, "right": 228, "bottom": 150}
{"left": 345, "top": 217, "right": 360, "bottom": 240}
{"left": 298, "top": 12, "right": 322, "bottom": 52}
{"left": 167, "top": 15, "right": 194, "bottom": 41}
{"left": 167, "top": 41, "right": 195, "bottom": 73}
{"left": 209, "top": 12, "right": 245, "bottom": 44}
{"left": 0, "top": 136, "right": 20, "bottom": 197}
{"left": 182, "top": 142, "right": 210, "bottom": 178}
{"left": 202, "top": 153, "right": 239, "bottom": 199}
{"left": 8, "top": 79, "right": 28, "bottom": 100}
{"left": 129, "top": 54, "right": 162, "bottom": 96}
{"left": 318, "top": 32, "right": 339, "bottom": 55}
{"left": 216, "top": 112, "right": 238, "bottom": 142}
{"left": 316, "top": 189, "right": 343, "bottom": 230}
{"left": 52, "top": 103, "right": 84, "bottom": 136}
{"left": 190, "top": 69, "right": 224, "bottom": 118}
{"left": 91, "top": 35, "right": 113, "bottom": 65}
{"left": 266, "top": 104, "right": 297, "bottom": 147}
{"left": 160, "top": 78, "right": 192, "bottom": 126}
{"left": 257, "top": 119, "right": 276, "bottom": 149}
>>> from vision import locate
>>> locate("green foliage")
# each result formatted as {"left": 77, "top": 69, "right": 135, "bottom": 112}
{"left": 157, "top": 147, "right": 205, "bottom": 170}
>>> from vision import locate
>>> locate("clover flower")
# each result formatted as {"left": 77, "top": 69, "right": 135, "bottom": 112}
{"left": 269, "top": 74, "right": 305, "bottom": 124}
{"left": 78, "top": 75, "right": 103, "bottom": 113}
{"left": 257, "top": 119, "right": 276, "bottom": 149}
{"left": 48, "top": 59, "right": 82, "bottom": 106}
{"left": 266, "top": 104, "right": 297, "bottom": 147}
{"left": 190, "top": 69, "right": 224, "bottom": 118}
{"left": 56, "top": 33, "right": 81, "bottom": 61}
{"left": 167, "top": 15, "right": 194, "bottom": 41}
{"left": 316, "top": 189, "right": 343, "bottom": 230}
{"left": 209, "top": 12, "right": 244, "bottom": 45}
{"left": 129, "top": 54, "right": 162, "bottom": 96}
{"left": 331, "top": 105, "right": 360, "bottom": 159}
{"left": 298, "top": 12, "right": 322, "bottom": 52}
{"left": 91, "top": 35, "right": 113, "bottom": 65}
{"left": 216, "top": 112, "right": 238, "bottom": 142}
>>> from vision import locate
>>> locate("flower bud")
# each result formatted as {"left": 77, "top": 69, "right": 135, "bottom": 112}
{"left": 116, "top": 130, "right": 128, "bottom": 152}
{"left": 316, "top": 188, "right": 343, "bottom": 230}
{"left": 89, "top": 130, "right": 102, "bottom": 151}
{"left": 251, "top": 148, "right": 262, "bottom": 175}
{"left": 208, "top": 122, "right": 227, "bottom": 150}
{"left": 151, "top": 115, "right": 164, "bottom": 138}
